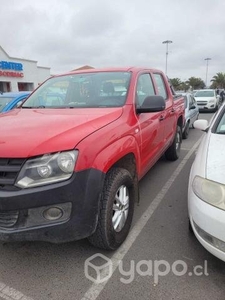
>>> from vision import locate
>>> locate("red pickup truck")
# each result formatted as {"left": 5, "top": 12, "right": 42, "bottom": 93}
{"left": 0, "top": 67, "right": 184, "bottom": 250}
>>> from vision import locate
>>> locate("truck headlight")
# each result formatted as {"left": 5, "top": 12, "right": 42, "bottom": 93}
{"left": 192, "top": 176, "right": 225, "bottom": 210}
{"left": 209, "top": 99, "right": 215, "bottom": 103}
{"left": 16, "top": 150, "right": 78, "bottom": 188}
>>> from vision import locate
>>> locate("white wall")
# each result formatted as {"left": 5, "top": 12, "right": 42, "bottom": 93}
{"left": 37, "top": 66, "right": 51, "bottom": 86}
{"left": 0, "top": 46, "right": 51, "bottom": 92}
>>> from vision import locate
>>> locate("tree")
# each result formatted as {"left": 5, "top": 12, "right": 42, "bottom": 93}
{"left": 170, "top": 78, "right": 182, "bottom": 90}
{"left": 179, "top": 82, "right": 190, "bottom": 92}
{"left": 210, "top": 72, "right": 225, "bottom": 89}
{"left": 186, "top": 77, "right": 205, "bottom": 90}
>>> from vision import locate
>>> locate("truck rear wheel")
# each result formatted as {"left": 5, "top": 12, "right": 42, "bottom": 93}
{"left": 88, "top": 168, "right": 135, "bottom": 250}
{"left": 165, "top": 125, "right": 182, "bottom": 161}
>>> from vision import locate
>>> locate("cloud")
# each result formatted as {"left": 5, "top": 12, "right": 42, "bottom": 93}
{"left": 0, "top": 0, "right": 225, "bottom": 81}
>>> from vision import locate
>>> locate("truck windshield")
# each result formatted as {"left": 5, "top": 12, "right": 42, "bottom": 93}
{"left": 23, "top": 72, "right": 131, "bottom": 108}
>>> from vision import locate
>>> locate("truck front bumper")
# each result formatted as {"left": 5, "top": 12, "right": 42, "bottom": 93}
{"left": 0, "top": 169, "right": 105, "bottom": 243}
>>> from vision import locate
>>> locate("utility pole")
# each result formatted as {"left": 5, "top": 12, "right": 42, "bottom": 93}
{"left": 204, "top": 58, "right": 211, "bottom": 88}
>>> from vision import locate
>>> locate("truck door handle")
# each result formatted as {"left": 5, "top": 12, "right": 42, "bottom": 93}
{"left": 159, "top": 115, "right": 165, "bottom": 121}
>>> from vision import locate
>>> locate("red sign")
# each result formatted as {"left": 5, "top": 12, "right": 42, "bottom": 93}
{"left": 0, "top": 71, "right": 24, "bottom": 77}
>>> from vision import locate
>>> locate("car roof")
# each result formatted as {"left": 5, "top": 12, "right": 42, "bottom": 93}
{"left": 52, "top": 67, "right": 164, "bottom": 78}
{"left": 0, "top": 91, "right": 31, "bottom": 98}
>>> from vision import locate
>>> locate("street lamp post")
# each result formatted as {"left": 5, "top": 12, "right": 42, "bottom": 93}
{"left": 162, "top": 40, "right": 173, "bottom": 75}
{"left": 204, "top": 58, "right": 211, "bottom": 88}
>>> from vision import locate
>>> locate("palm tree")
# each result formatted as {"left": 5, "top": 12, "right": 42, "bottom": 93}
{"left": 210, "top": 72, "right": 225, "bottom": 89}
{"left": 170, "top": 78, "right": 182, "bottom": 90}
{"left": 186, "top": 77, "right": 205, "bottom": 90}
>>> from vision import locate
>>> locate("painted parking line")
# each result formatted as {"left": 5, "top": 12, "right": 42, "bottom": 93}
{"left": 0, "top": 281, "right": 33, "bottom": 300}
{"left": 81, "top": 138, "right": 202, "bottom": 300}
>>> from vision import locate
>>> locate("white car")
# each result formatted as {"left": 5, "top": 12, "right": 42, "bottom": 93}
{"left": 182, "top": 93, "right": 199, "bottom": 139}
{"left": 195, "top": 89, "right": 220, "bottom": 112}
{"left": 188, "top": 105, "right": 225, "bottom": 261}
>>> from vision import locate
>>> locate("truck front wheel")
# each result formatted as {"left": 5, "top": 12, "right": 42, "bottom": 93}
{"left": 88, "top": 168, "right": 135, "bottom": 250}
{"left": 165, "top": 125, "right": 182, "bottom": 161}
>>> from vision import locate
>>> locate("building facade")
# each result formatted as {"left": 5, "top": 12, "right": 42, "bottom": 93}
{"left": 0, "top": 46, "right": 51, "bottom": 92}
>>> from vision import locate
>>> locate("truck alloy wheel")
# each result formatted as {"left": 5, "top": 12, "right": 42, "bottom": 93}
{"left": 88, "top": 168, "right": 135, "bottom": 250}
{"left": 113, "top": 185, "right": 130, "bottom": 232}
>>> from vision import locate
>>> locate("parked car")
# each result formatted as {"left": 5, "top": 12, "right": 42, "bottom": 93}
{"left": 175, "top": 90, "right": 185, "bottom": 94}
{"left": 0, "top": 91, "right": 31, "bottom": 113}
{"left": 195, "top": 89, "right": 220, "bottom": 112}
{"left": 0, "top": 67, "right": 185, "bottom": 250}
{"left": 188, "top": 104, "right": 225, "bottom": 261}
{"left": 182, "top": 93, "right": 199, "bottom": 139}
{"left": 191, "top": 90, "right": 198, "bottom": 96}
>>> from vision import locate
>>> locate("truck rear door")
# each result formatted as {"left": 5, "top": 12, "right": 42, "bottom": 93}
{"left": 152, "top": 73, "right": 176, "bottom": 148}
{"left": 135, "top": 73, "right": 165, "bottom": 177}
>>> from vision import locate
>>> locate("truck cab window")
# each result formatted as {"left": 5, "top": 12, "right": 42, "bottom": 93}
{"left": 136, "top": 74, "right": 156, "bottom": 106}
{"left": 167, "top": 77, "right": 176, "bottom": 96}
{"left": 153, "top": 73, "right": 168, "bottom": 100}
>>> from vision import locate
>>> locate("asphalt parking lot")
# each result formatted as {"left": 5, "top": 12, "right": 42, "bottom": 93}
{"left": 0, "top": 112, "right": 225, "bottom": 300}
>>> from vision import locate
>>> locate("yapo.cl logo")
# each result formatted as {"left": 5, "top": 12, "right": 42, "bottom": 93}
{"left": 84, "top": 253, "right": 113, "bottom": 284}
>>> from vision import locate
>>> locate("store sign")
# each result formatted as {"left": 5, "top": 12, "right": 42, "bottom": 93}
{"left": 0, "top": 60, "right": 24, "bottom": 77}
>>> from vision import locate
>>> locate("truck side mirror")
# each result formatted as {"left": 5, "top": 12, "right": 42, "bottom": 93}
{"left": 136, "top": 96, "right": 166, "bottom": 113}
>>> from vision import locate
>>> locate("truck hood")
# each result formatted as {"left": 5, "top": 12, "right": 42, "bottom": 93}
{"left": 0, "top": 108, "right": 123, "bottom": 158}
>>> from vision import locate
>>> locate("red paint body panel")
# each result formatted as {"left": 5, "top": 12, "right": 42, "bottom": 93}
{"left": 0, "top": 67, "right": 184, "bottom": 178}
{"left": 0, "top": 108, "right": 122, "bottom": 158}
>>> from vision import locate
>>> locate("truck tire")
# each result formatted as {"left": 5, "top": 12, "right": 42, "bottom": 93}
{"left": 88, "top": 168, "right": 135, "bottom": 250}
{"left": 182, "top": 121, "right": 189, "bottom": 139}
{"left": 165, "top": 125, "right": 182, "bottom": 161}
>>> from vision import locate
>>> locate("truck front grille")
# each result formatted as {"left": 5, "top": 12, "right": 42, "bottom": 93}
{"left": 0, "top": 158, "right": 25, "bottom": 191}
{"left": 0, "top": 210, "right": 19, "bottom": 228}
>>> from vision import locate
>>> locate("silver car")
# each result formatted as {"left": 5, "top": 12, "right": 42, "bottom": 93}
{"left": 182, "top": 93, "right": 199, "bottom": 139}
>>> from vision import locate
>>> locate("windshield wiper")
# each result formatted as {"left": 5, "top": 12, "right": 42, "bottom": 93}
{"left": 22, "top": 106, "right": 46, "bottom": 108}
